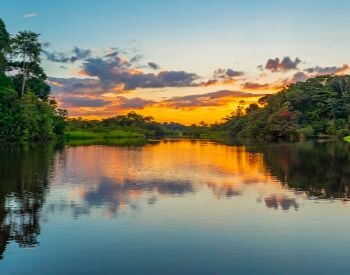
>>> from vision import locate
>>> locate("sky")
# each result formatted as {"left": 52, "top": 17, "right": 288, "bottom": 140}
{"left": 2, "top": 0, "right": 350, "bottom": 124}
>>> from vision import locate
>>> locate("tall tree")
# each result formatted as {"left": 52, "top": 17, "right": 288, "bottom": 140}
{"left": 11, "top": 31, "right": 41, "bottom": 96}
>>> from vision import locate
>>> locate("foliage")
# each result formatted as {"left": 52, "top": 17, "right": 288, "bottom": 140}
{"left": 65, "top": 129, "right": 144, "bottom": 139}
{"left": 223, "top": 75, "right": 350, "bottom": 139}
{"left": 67, "top": 112, "right": 186, "bottom": 139}
{"left": 0, "top": 18, "right": 66, "bottom": 142}
{"left": 0, "top": 18, "right": 10, "bottom": 73}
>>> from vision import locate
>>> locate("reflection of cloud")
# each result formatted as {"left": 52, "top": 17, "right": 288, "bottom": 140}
{"left": 264, "top": 195, "right": 299, "bottom": 211}
{"left": 83, "top": 177, "right": 194, "bottom": 213}
{"left": 207, "top": 182, "right": 242, "bottom": 199}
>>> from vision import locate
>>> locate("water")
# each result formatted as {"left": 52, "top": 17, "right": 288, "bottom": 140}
{"left": 1, "top": 139, "right": 350, "bottom": 274}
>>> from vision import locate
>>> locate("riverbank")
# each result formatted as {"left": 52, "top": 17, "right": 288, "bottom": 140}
{"left": 65, "top": 129, "right": 145, "bottom": 139}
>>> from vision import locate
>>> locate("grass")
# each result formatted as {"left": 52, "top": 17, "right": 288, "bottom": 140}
{"left": 65, "top": 129, "right": 145, "bottom": 140}
{"left": 66, "top": 138, "right": 148, "bottom": 147}
{"left": 343, "top": 136, "right": 350, "bottom": 142}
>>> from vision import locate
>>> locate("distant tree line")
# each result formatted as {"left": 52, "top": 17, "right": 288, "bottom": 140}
{"left": 0, "top": 18, "right": 66, "bottom": 142}
{"left": 67, "top": 112, "right": 186, "bottom": 138}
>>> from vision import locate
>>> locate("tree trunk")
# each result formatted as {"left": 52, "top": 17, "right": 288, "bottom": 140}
{"left": 21, "top": 53, "right": 27, "bottom": 97}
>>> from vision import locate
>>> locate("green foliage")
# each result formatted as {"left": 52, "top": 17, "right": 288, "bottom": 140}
{"left": 67, "top": 112, "right": 183, "bottom": 139}
{"left": 66, "top": 129, "right": 144, "bottom": 139}
{"left": 10, "top": 31, "right": 50, "bottom": 99}
{"left": 224, "top": 75, "right": 350, "bottom": 139}
{"left": 0, "top": 19, "right": 10, "bottom": 73}
{"left": 0, "top": 18, "right": 66, "bottom": 142}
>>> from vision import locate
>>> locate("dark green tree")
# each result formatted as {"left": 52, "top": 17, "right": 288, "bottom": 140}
{"left": 10, "top": 31, "right": 50, "bottom": 99}
{"left": 0, "top": 18, "right": 10, "bottom": 74}
{"left": 0, "top": 18, "right": 67, "bottom": 141}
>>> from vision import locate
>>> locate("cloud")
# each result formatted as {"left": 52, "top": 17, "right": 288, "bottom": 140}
{"left": 42, "top": 42, "right": 50, "bottom": 48}
{"left": 148, "top": 62, "right": 160, "bottom": 70}
{"left": 161, "top": 90, "right": 260, "bottom": 109}
{"left": 200, "top": 79, "right": 219, "bottom": 87}
{"left": 80, "top": 54, "right": 200, "bottom": 91}
{"left": 22, "top": 13, "right": 37, "bottom": 18}
{"left": 213, "top": 68, "right": 244, "bottom": 79}
{"left": 42, "top": 47, "right": 91, "bottom": 63}
{"left": 47, "top": 46, "right": 202, "bottom": 98}
{"left": 290, "top": 71, "right": 308, "bottom": 83}
{"left": 241, "top": 81, "right": 285, "bottom": 92}
{"left": 304, "top": 64, "right": 349, "bottom": 75}
{"left": 61, "top": 96, "right": 112, "bottom": 107}
{"left": 281, "top": 64, "right": 349, "bottom": 87}
{"left": 72, "top": 47, "right": 91, "bottom": 60}
{"left": 197, "top": 68, "right": 244, "bottom": 87}
{"left": 242, "top": 82, "right": 270, "bottom": 90}
{"left": 263, "top": 56, "right": 301, "bottom": 72}
{"left": 116, "top": 97, "right": 156, "bottom": 109}
{"left": 56, "top": 87, "right": 263, "bottom": 117}
{"left": 47, "top": 77, "right": 101, "bottom": 95}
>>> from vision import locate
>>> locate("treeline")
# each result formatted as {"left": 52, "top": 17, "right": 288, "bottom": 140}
{"left": 0, "top": 18, "right": 66, "bottom": 142}
{"left": 66, "top": 112, "right": 187, "bottom": 139}
{"left": 66, "top": 112, "right": 224, "bottom": 139}
{"left": 221, "top": 75, "right": 350, "bottom": 139}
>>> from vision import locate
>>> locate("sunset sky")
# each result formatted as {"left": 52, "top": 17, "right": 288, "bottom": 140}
{"left": 2, "top": 0, "right": 350, "bottom": 124}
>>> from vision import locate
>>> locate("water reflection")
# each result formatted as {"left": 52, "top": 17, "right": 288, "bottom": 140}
{"left": 240, "top": 140, "right": 350, "bottom": 200}
{"left": 0, "top": 144, "right": 58, "bottom": 259}
{"left": 263, "top": 195, "right": 299, "bottom": 211}
{"left": 0, "top": 140, "right": 350, "bottom": 260}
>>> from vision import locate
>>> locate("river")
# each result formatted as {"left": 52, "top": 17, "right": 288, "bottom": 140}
{"left": 1, "top": 139, "right": 350, "bottom": 274}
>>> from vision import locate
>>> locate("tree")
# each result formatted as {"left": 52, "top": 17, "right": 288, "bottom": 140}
{"left": 0, "top": 18, "right": 67, "bottom": 141}
{"left": 0, "top": 18, "right": 10, "bottom": 73}
{"left": 10, "top": 31, "right": 42, "bottom": 97}
{"left": 223, "top": 75, "right": 350, "bottom": 139}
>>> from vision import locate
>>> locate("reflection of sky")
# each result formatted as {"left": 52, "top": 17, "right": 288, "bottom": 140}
{"left": 45, "top": 140, "right": 306, "bottom": 219}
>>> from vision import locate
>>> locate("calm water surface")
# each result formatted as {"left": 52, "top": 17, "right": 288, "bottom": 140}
{"left": 1, "top": 140, "right": 350, "bottom": 274}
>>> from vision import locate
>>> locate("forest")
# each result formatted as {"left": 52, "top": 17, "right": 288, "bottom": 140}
{"left": 0, "top": 18, "right": 66, "bottom": 141}
{"left": 221, "top": 75, "right": 350, "bottom": 140}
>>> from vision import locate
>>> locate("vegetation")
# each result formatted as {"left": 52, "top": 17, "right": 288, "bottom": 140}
{"left": 0, "top": 18, "right": 66, "bottom": 142}
{"left": 66, "top": 112, "right": 230, "bottom": 141}
{"left": 220, "top": 75, "right": 350, "bottom": 140}
{"left": 66, "top": 112, "right": 179, "bottom": 140}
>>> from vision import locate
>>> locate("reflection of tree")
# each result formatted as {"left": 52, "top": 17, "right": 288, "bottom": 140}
{"left": 241, "top": 140, "right": 350, "bottom": 200}
{"left": 0, "top": 144, "right": 58, "bottom": 259}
